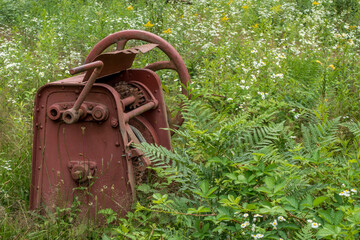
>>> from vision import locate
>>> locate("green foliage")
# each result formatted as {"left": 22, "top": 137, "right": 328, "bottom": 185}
{"left": 0, "top": 0, "right": 359, "bottom": 238}
{"left": 122, "top": 99, "right": 360, "bottom": 239}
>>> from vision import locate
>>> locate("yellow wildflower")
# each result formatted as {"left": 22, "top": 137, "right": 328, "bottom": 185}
{"left": 271, "top": 5, "right": 282, "bottom": 13}
{"left": 242, "top": 4, "right": 249, "bottom": 10}
{"left": 312, "top": 1, "right": 319, "bottom": 5}
{"left": 349, "top": 26, "right": 357, "bottom": 30}
{"left": 194, "top": 13, "right": 198, "bottom": 16}
{"left": 227, "top": 0, "right": 233, "bottom": 5}
{"left": 163, "top": 28, "right": 171, "bottom": 34}
{"left": 328, "top": 64, "right": 336, "bottom": 70}
{"left": 252, "top": 23, "right": 259, "bottom": 28}
{"left": 221, "top": 16, "right": 229, "bottom": 22}
{"left": 144, "top": 21, "right": 154, "bottom": 28}
{"left": 127, "top": 5, "right": 133, "bottom": 11}
{"left": 179, "top": 14, "right": 184, "bottom": 19}
{"left": 316, "top": 60, "right": 323, "bottom": 65}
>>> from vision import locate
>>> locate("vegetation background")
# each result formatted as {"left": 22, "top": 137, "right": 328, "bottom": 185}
{"left": 0, "top": 0, "right": 359, "bottom": 239}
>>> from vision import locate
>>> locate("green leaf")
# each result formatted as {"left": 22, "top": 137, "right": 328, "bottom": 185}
{"left": 235, "top": 175, "right": 247, "bottom": 184}
{"left": 162, "top": 84, "right": 170, "bottom": 94}
{"left": 274, "top": 180, "right": 287, "bottom": 194}
{"left": 102, "top": 234, "right": 112, "bottom": 240}
{"left": 194, "top": 181, "right": 218, "bottom": 199}
{"left": 313, "top": 196, "right": 328, "bottom": 207}
{"left": 282, "top": 223, "right": 301, "bottom": 230}
{"left": 318, "top": 210, "right": 333, "bottom": 224}
{"left": 256, "top": 186, "right": 272, "bottom": 194}
{"left": 200, "top": 180, "right": 209, "bottom": 194}
{"left": 300, "top": 195, "right": 313, "bottom": 209}
{"left": 316, "top": 224, "right": 341, "bottom": 238}
{"left": 121, "top": 225, "right": 129, "bottom": 234}
{"left": 207, "top": 186, "right": 218, "bottom": 198}
{"left": 286, "top": 196, "right": 299, "bottom": 210}
{"left": 348, "top": 209, "right": 360, "bottom": 224}
{"left": 264, "top": 176, "right": 275, "bottom": 190}
{"left": 243, "top": 203, "right": 257, "bottom": 211}
{"left": 137, "top": 184, "right": 151, "bottom": 193}
{"left": 333, "top": 211, "right": 344, "bottom": 225}
{"left": 334, "top": 192, "right": 343, "bottom": 204}
{"left": 187, "top": 206, "right": 211, "bottom": 214}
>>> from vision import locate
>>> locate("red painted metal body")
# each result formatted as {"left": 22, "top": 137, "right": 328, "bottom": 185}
{"left": 30, "top": 30, "right": 190, "bottom": 217}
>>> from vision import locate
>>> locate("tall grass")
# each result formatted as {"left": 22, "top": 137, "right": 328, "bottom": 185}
{"left": 0, "top": 0, "right": 359, "bottom": 238}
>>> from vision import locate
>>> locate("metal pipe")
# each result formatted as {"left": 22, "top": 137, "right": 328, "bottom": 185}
{"left": 124, "top": 101, "right": 157, "bottom": 122}
{"left": 121, "top": 95, "right": 136, "bottom": 108}
{"left": 144, "top": 61, "right": 176, "bottom": 71}
{"left": 63, "top": 61, "right": 104, "bottom": 124}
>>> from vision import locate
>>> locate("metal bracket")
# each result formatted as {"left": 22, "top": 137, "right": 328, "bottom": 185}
{"left": 47, "top": 101, "right": 109, "bottom": 122}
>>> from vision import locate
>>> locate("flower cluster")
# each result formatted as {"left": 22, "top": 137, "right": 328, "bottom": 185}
{"left": 270, "top": 219, "right": 278, "bottom": 229}
{"left": 241, "top": 221, "right": 250, "bottom": 228}
{"left": 251, "top": 233, "right": 264, "bottom": 239}
{"left": 339, "top": 189, "right": 357, "bottom": 197}
{"left": 307, "top": 219, "right": 321, "bottom": 228}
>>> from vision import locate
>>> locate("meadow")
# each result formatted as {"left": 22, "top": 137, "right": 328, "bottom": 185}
{"left": 0, "top": 0, "right": 360, "bottom": 239}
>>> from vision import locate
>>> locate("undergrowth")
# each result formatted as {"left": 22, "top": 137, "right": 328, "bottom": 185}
{"left": 0, "top": 0, "right": 359, "bottom": 239}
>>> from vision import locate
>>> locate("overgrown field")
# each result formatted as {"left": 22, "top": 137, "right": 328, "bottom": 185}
{"left": 1, "top": 0, "right": 360, "bottom": 239}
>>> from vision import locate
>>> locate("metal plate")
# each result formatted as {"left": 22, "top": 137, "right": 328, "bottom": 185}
{"left": 30, "top": 83, "right": 132, "bottom": 217}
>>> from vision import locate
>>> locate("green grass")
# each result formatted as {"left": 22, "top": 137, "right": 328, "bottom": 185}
{"left": 0, "top": 0, "right": 360, "bottom": 239}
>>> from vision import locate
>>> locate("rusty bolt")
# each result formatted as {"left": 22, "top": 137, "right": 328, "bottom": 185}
{"left": 93, "top": 109, "right": 103, "bottom": 119}
{"left": 111, "top": 118, "right": 118, "bottom": 128}
{"left": 115, "top": 141, "right": 120, "bottom": 147}
{"left": 92, "top": 106, "right": 108, "bottom": 121}
{"left": 71, "top": 164, "right": 91, "bottom": 183}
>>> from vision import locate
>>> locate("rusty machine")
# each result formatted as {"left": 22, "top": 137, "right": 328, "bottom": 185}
{"left": 30, "top": 30, "right": 190, "bottom": 217}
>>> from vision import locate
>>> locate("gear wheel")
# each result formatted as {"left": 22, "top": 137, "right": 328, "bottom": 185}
{"left": 115, "top": 82, "right": 146, "bottom": 109}
{"left": 115, "top": 81, "right": 131, "bottom": 99}
{"left": 128, "top": 88, "right": 145, "bottom": 109}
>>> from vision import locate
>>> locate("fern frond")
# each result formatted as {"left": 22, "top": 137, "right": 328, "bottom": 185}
{"left": 342, "top": 121, "right": 360, "bottom": 139}
{"left": 294, "top": 224, "right": 315, "bottom": 240}
{"left": 301, "top": 117, "right": 340, "bottom": 152}
{"left": 242, "top": 122, "right": 285, "bottom": 152}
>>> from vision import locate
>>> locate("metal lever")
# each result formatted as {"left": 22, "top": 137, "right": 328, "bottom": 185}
{"left": 62, "top": 61, "right": 104, "bottom": 124}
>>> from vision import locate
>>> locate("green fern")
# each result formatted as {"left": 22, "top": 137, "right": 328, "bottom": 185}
{"left": 342, "top": 121, "right": 360, "bottom": 139}
{"left": 238, "top": 122, "right": 285, "bottom": 154}
{"left": 294, "top": 224, "right": 315, "bottom": 240}
{"left": 301, "top": 117, "right": 341, "bottom": 152}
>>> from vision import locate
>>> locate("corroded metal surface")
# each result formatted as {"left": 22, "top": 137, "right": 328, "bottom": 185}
{"left": 30, "top": 30, "right": 190, "bottom": 218}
